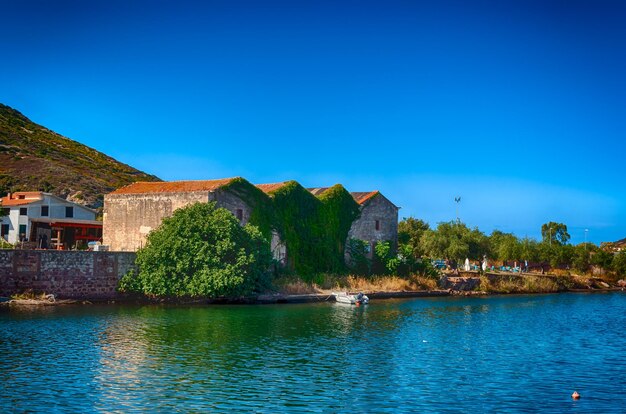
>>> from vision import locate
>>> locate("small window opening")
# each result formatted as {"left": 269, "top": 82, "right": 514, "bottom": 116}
{"left": 65, "top": 206, "right": 74, "bottom": 218}
{"left": 18, "top": 195, "right": 25, "bottom": 199}
{"left": 236, "top": 209, "right": 243, "bottom": 221}
{"left": 41, "top": 206, "right": 49, "bottom": 216}
{"left": 20, "top": 207, "right": 27, "bottom": 216}
{"left": 375, "top": 220, "right": 381, "bottom": 231}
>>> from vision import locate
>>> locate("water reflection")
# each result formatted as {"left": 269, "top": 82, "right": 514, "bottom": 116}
{"left": 1, "top": 293, "right": 625, "bottom": 412}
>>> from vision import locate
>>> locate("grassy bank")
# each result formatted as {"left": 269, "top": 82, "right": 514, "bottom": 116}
{"left": 273, "top": 271, "right": 621, "bottom": 296}
{"left": 274, "top": 273, "right": 439, "bottom": 294}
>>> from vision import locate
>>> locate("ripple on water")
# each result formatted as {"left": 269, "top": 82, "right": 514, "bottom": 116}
{"left": 1, "top": 293, "right": 625, "bottom": 412}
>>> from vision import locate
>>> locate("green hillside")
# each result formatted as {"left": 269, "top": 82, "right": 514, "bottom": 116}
{"left": 0, "top": 103, "right": 161, "bottom": 208}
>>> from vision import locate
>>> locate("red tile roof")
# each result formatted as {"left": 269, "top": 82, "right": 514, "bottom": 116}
{"left": 1, "top": 192, "right": 44, "bottom": 206}
{"left": 350, "top": 191, "right": 380, "bottom": 205}
{"left": 109, "top": 178, "right": 238, "bottom": 195}
{"left": 306, "top": 188, "right": 380, "bottom": 205}
{"left": 256, "top": 182, "right": 290, "bottom": 194}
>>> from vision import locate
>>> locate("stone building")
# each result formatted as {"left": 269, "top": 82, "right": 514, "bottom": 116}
{"left": 308, "top": 188, "right": 399, "bottom": 257}
{"left": 348, "top": 191, "right": 399, "bottom": 256}
{"left": 103, "top": 178, "right": 254, "bottom": 252}
{"left": 103, "top": 178, "right": 398, "bottom": 264}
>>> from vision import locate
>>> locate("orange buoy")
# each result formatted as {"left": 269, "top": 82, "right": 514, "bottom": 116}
{"left": 572, "top": 391, "right": 580, "bottom": 400}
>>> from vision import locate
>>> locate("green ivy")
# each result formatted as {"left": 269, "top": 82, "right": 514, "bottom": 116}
{"left": 221, "top": 178, "right": 275, "bottom": 239}
{"left": 276, "top": 182, "right": 362, "bottom": 278}
{"left": 222, "top": 179, "right": 361, "bottom": 280}
{"left": 317, "top": 184, "right": 361, "bottom": 272}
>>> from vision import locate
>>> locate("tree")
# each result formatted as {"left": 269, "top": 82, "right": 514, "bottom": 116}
{"left": 590, "top": 249, "right": 613, "bottom": 272}
{"left": 398, "top": 217, "right": 430, "bottom": 259}
{"left": 421, "top": 221, "right": 487, "bottom": 262}
{"left": 489, "top": 231, "right": 521, "bottom": 262}
{"left": 541, "top": 222, "right": 570, "bottom": 246}
{"left": 119, "top": 202, "right": 273, "bottom": 298}
{"left": 571, "top": 244, "right": 588, "bottom": 273}
{"left": 612, "top": 252, "right": 626, "bottom": 276}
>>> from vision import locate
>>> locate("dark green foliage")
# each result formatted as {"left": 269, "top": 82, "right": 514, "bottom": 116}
{"left": 0, "top": 174, "right": 13, "bottom": 198}
{"left": 270, "top": 181, "right": 321, "bottom": 277}
{"left": 591, "top": 249, "right": 613, "bottom": 269}
{"left": 374, "top": 241, "right": 400, "bottom": 275}
{"left": 612, "top": 252, "right": 626, "bottom": 275}
{"left": 346, "top": 238, "right": 371, "bottom": 275}
{"left": 541, "top": 222, "right": 571, "bottom": 245}
{"left": 318, "top": 185, "right": 361, "bottom": 271}
{"left": 420, "top": 221, "right": 489, "bottom": 262}
{"left": 267, "top": 182, "right": 360, "bottom": 279}
{"left": 398, "top": 217, "right": 430, "bottom": 259}
{"left": 571, "top": 244, "right": 594, "bottom": 273}
{"left": 119, "top": 202, "right": 273, "bottom": 298}
{"left": 221, "top": 178, "right": 275, "bottom": 239}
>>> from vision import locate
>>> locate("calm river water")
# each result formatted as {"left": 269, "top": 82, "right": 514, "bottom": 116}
{"left": 1, "top": 292, "right": 625, "bottom": 413}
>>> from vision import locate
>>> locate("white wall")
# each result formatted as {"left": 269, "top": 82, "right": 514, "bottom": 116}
{"left": 1, "top": 194, "right": 96, "bottom": 244}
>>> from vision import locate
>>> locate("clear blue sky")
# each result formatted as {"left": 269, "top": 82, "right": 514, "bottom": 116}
{"left": 2, "top": 0, "right": 625, "bottom": 244}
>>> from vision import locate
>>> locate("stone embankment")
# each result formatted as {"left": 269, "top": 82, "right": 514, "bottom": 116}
{"left": 0, "top": 249, "right": 136, "bottom": 300}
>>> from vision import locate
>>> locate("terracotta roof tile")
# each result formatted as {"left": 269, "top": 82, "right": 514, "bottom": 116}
{"left": 1, "top": 192, "right": 44, "bottom": 206}
{"left": 350, "top": 191, "right": 380, "bottom": 205}
{"left": 109, "top": 178, "right": 238, "bottom": 195}
{"left": 307, "top": 188, "right": 380, "bottom": 205}
{"left": 256, "top": 182, "right": 289, "bottom": 194}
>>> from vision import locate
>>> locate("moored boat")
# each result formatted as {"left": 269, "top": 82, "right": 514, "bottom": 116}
{"left": 333, "top": 292, "right": 369, "bottom": 305}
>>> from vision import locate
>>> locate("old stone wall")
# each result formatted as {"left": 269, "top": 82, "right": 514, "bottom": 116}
{"left": 213, "top": 188, "right": 254, "bottom": 226}
{"left": 103, "top": 191, "right": 211, "bottom": 251}
{"left": 103, "top": 189, "right": 258, "bottom": 252}
{"left": 0, "top": 250, "right": 136, "bottom": 299}
{"left": 347, "top": 193, "right": 399, "bottom": 257}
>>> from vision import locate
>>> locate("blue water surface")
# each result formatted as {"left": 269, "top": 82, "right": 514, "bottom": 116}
{"left": 1, "top": 292, "right": 625, "bottom": 413}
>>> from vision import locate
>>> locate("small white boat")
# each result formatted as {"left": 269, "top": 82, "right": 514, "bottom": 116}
{"left": 333, "top": 292, "right": 369, "bottom": 305}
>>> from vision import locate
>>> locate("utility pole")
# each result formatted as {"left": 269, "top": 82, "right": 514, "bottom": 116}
{"left": 454, "top": 196, "right": 461, "bottom": 224}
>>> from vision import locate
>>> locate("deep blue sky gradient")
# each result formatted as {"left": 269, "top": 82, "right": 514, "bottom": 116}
{"left": 2, "top": 0, "right": 625, "bottom": 243}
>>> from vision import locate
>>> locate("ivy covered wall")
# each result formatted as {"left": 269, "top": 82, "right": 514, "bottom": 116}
{"left": 222, "top": 179, "right": 361, "bottom": 279}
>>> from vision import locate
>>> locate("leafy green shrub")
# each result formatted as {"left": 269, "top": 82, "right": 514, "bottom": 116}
{"left": 119, "top": 202, "right": 273, "bottom": 298}
{"left": 374, "top": 241, "right": 399, "bottom": 275}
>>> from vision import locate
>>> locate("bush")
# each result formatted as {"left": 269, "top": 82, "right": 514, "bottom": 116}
{"left": 119, "top": 202, "right": 273, "bottom": 298}
{"left": 346, "top": 238, "right": 372, "bottom": 275}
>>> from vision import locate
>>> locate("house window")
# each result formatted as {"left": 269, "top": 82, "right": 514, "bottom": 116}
{"left": 1, "top": 224, "right": 8, "bottom": 240}
{"left": 375, "top": 220, "right": 381, "bottom": 231}
{"left": 41, "top": 206, "right": 49, "bottom": 216}
{"left": 18, "top": 195, "right": 25, "bottom": 199}
{"left": 236, "top": 209, "right": 243, "bottom": 221}
{"left": 1, "top": 208, "right": 9, "bottom": 216}
{"left": 20, "top": 207, "right": 27, "bottom": 216}
{"left": 19, "top": 224, "right": 27, "bottom": 239}
{"left": 65, "top": 206, "right": 74, "bottom": 218}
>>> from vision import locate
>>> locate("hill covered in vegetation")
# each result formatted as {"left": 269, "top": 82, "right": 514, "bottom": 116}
{"left": 0, "top": 103, "right": 160, "bottom": 208}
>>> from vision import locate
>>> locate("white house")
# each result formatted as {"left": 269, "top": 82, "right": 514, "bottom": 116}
{"left": 0, "top": 192, "right": 101, "bottom": 249}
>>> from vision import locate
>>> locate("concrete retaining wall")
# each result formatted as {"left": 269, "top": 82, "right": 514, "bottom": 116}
{"left": 0, "top": 250, "right": 136, "bottom": 299}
